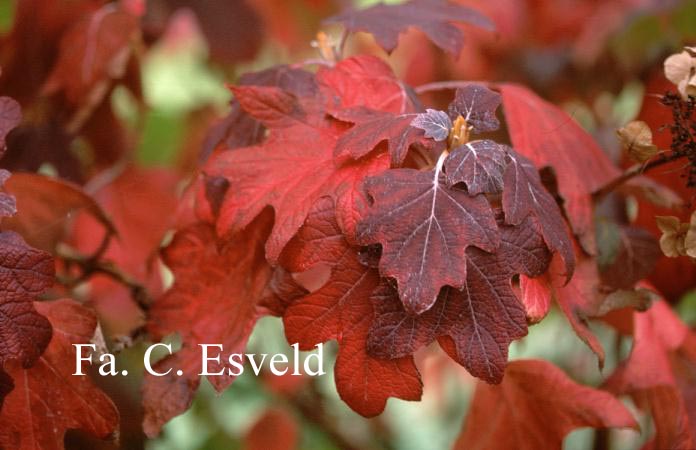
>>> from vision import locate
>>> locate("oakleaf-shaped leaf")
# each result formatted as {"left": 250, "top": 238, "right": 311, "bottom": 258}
{"left": 207, "top": 122, "right": 389, "bottom": 261}
{"left": 318, "top": 55, "right": 419, "bottom": 114}
{"left": 411, "top": 109, "right": 451, "bottom": 141}
{"left": 143, "top": 214, "right": 272, "bottom": 437}
{"left": 0, "top": 300, "right": 119, "bottom": 449}
{"left": 454, "top": 359, "right": 638, "bottom": 449}
{"left": 0, "top": 231, "right": 53, "bottom": 371}
{"left": 280, "top": 198, "right": 422, "bottom": 416}
{"left": 325, "top": 0, "right": 493, "bottom": 56}
{"left": 367, "top": 216, "right": 551, "bottom": 383}
{"left": 357, "top": 162, "right": 499, "bottom": 315}
{"left": 447, "top": 85, "right": 501, "bottom": 133}
{"left": 500, "top": 84, "right": 620, "bottom": 253}
{"left": 333, "top": 108, "right": 437, "bottom": 166}
{"left": 209, "top": 58, "right": 415, "bottom": 259}
{"left": 444, "top": 139, "right": 506, "bottom": 194}
{"left": 202, "top": 65, "right": 318, "bottom": 158}
{"left": 502, "top": 150, "right": 575, "bottom": 279}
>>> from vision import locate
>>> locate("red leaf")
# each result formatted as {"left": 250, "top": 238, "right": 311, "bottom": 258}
{"left": 519, "top": 273, "right": 552, "bottom": 324}
{"left": 551, "top": 251, "right": 607, "bottom": 367}
{"left": 454, "top": 359, "right": 637, "bottom": 450}
{"left": 366, "top": 216, "right": 551, "bottom": 383}
{"left": 42, "top": 3, "right": 139, "bottom": 106}
{"left": 244, "top": 407, "right": 299, "bottom": 450}
{"left": 208, "top": 60, "right": 403, "bottom": 261}
{"left": 0, "top": 96, "right": 21, "bottom": 155}
{"left": 317, "top": 55, "right": 418, "bottom": 114}
{"left": 72, "top": 167, "right": 180, "bottom": 336}
{"left": 325, "top": 0, "right": 493, "bottom": 55}
{"left": 208, "top": 122, "right": 388, "bottom": 260}
{"left": 202, "top": 65, "right": 317, "bottom": 159}
{"left": 230, "top": 84, "right": 319, "bottom": 130}
{"left": 142, "top": 214, "right": 272, "bottom": 437}
{"left": 605, "top": 300, "right": 696, "bottom": 449}
{"left": 332, "top": 107, "right": 436, "bottom": 166}
{"left": 0, "top": 231, "right": 53, "bottom": 372}
{"left": 4, "top": 172, "right": 114, "bottom": 252}
{"left": 500, "top": 84, "right": 620, "bottom": 252}
{"left": 280, "top": 198, "right": 422, "bottom": 416}
{"left": 357, "top": 160, "right": 499, "bottom": 314}
{"left": 0, "top": 299, "right": 119, "bottom": 449}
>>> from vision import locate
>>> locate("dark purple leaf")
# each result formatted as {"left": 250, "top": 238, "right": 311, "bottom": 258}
{"left": 502, "top": 150, "right": 575, "bottom": 280}
{"left": 357, "top": 162, "right": 499, "bottom": 314}
{"left": 448, "top": 85, "right": 501, "bottom": 133}
{"left": 325, "top": 0, "right": 493, "bottom": 56}
{"left": 444, "top": 139, "right": 506, "bottom": 194}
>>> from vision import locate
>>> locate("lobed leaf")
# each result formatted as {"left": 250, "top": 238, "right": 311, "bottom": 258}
{"left": 0, "top": 300, "right": 119, "bottom": 449}
{"left": 357, "top": 163, "right": 499, "bottom": 314}
{"left": 280, "top": 198, "right": 423, "bottom": 416}
{"left": 325, "top": 0, "right": 493, "bottom": 56}
{"left": 367, "top": 216, "right": 551, "bottom": 383}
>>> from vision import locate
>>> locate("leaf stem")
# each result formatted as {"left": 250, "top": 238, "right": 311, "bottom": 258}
{"left": 57, "top": 245, "right": 152, "bottom": 312}
{"left": 414, "top": 80, "right": 488, "bottom": 94}
{"left": 592, "top": 152, "right": 687, "bottom": 201}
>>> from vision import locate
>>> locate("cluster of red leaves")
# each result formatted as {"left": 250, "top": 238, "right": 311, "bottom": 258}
{"left": 0, "top": 0, "right": 693, "bottom": 448}
{"left": 144, "top": 15, "right": 670, "bottom": 446}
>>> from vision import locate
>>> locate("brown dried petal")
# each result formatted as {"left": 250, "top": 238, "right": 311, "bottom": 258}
{"left": 617, "top": 121, "right": 658, "bottom": 163}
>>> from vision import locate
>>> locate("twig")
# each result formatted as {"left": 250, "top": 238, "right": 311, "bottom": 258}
{"left": 414, "top": 80, "right": 490, "bottom": 94}
{"left": 592, "top": 152, "right": 687, "bottom": 201}
{"left": 56, "top": 245, "right": 152, "bottom": 312}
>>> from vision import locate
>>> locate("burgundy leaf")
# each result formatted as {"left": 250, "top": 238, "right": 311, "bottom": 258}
{"left": 0, "top": 300, "right": 119, "bottom": 449}
{"left": 367, "top": 216, "right": 551, "bottom": 383}
{"left": 502, "top": 150, "right": 575, "bottom": 280}
{"left": 325, "top": 0, "right": 493, "bottom": 56}
{"left": 448, "top": 85, "right": 501, "bottom": 133}
{"left": 444, "top": 139, "right": 506, "bottom": 194}
{"left": 357, "top": 161, "right": 499, "bottom": 314}
{"left": 0, "top": 231, "right": 53, "bottom": 370}
{"left": 597, "top": 223, "right": 661, "bottom": 290}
